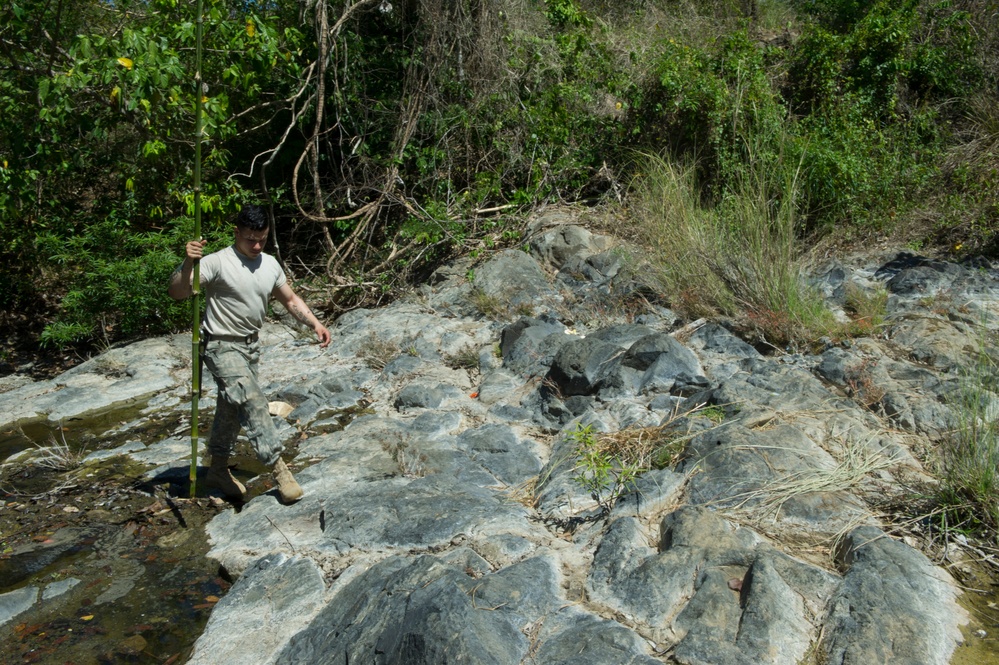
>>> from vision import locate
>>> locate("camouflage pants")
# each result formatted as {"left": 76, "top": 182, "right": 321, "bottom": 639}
{"left": 202, "top": 339, "right": 283, "bottom": 466}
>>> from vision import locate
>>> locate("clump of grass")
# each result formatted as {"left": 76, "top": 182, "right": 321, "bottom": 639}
{"left": 842, "top": 283, "right": 888, "bottom": 337}
{"left": 939, "top": 324, "right": 999, "bottom": 531}
{"left": 32, "top": 427, "right": 87, "bottom": 471}
{"left": 569, "top": 402, "right": 723, "bottom": 511}
{"left": 443, "top": 345, "right": 480, "bottom": 371}
{"left": 357, "top": 337, "right": 400, "bottom": 370}
{"left": 628, "top": 151, "right": 836, "bottom": 350}
{"left": 471, "top": 289, "right": 504, "bottom": 318}
{"left": 724, "top": 435, "right": 899, "bottom": 521}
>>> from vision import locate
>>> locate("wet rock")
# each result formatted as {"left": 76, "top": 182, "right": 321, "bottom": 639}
{"left": 41, "top": 577, "right": 80, "bottom": 600}
{"left": 0, "top": 586, "right": 38, "bottom": 626}
{"left": 189, "top": 554, "right": 326, "bottom": 665}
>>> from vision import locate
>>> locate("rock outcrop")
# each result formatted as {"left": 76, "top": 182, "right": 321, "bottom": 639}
{"left": 3, "top": 210, "right": 997, "bottom": 664}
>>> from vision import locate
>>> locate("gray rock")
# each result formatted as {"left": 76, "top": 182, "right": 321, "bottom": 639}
{"left": 0, "top": 586, "right": 38, "bottom": 626}
{"left": 7, "top": 223, "right": 985, "bottom": 665}
{"left": 280, "top": 554, "right": 562, "bottom": 664}
{"left": 189, "top": 553, "right": 326, "bottom": 665}
{"left": 455, "top": 424, "right": 543, "bottom": 485}
{"left": 530, "top": 608, "right": 661, "bottom": 664}
{"left": 474, "top": 249, "right": 553, "bottom": 306}
{"left": 530, "top": 224, "right": 613, "bottom": 270}
{"left": 822, "top": 526, "right": 966, "bottom": 664}
{"left": 394, "top": 383, "right": 447, "bottom": 410}
{"left": 476, "top": 369, "right": 523, "bottom": 406}
{"left": 546, "top": 336, "right": 623, "bottom": 397}
{"left": 500, "top": 317, "right": 571, "bottom": 377}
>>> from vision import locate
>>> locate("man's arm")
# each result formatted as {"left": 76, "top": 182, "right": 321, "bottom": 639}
{"left": 168, "top": 240, "right": 206, "bottom": 300}
{"left": 273, "top": 283, "right": 331, "bottom": 347}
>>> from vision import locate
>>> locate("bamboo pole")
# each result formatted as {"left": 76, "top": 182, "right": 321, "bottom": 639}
{"left": 190, "top": 0, "right": 205, "bottom": 498}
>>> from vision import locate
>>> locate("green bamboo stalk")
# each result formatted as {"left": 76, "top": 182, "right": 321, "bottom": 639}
{"left": 190, "top": 0, "right": 205, "bottom": 499}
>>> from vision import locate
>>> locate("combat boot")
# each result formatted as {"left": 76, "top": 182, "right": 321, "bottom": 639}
{"left": 207, "top": 456, "right": 247, "bottom": 502}
{"left": 272, "top": 457, "right": 304, "bottom": 504}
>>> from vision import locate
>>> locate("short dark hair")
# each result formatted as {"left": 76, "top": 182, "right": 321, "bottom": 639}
{"left": 235, "top": 205, "right": 268, "bottom": 232}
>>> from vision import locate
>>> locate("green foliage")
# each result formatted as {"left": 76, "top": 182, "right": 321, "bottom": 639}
{"left": 3, "top": 0, "right": 999, "bottom": 356}
{"left": 784, "top": 0, "right": 981, "bottom": 228}
{"left": 0, "top": 0, "right": 307, "bottom": 345}
{"left": 570, "top": 423, "right": 643, "bottom": 513}
{"left": 38, "top": 206, "right": 196, "bottom": 347}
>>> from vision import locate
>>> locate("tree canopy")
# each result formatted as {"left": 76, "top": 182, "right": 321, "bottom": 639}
{"left": 1, "top": 0, "right": 996, "bottom": 356}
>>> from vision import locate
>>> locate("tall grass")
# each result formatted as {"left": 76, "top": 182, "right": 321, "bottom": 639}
{"left": 628, "top": 147, "right": 835, "bottom": 349}
{"left": 940, "top": 324, "right": 999, "bottom": 531}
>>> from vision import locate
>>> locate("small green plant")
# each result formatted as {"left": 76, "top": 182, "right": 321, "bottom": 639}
{"left": 570, "top": 423, "right": 643, "bottom": 513}
{"left": 699, "top": 405, "right": 727, "bottom": 424}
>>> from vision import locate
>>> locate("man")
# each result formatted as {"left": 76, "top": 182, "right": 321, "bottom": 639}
{"left": 168, "top": 205, "right": 331, "bottom": 503}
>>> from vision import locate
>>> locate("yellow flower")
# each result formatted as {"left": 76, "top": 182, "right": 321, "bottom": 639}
{"left": 246, "top": 20, "right": 255, "bottom": 37}
{"left": 117, "top": 57, "right": 133, "bottom": 70}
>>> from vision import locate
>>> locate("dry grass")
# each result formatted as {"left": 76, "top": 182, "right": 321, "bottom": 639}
{"left": 582, "top": 401, "right": 727, "bottom": 472}
{"left": 723, "top": 435, "right": 901, "bottom": 521}
{"left": 357, "top": 337, "right": 400, "bottom": 370}
{"left": 31, "top": 429, "right": 87, "bottom": 471}
{"left": 841, "top": 282, "right": 888, "bottom": 338}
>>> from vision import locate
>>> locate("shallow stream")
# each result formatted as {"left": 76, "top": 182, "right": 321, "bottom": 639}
{"left": 0, "top": 405, "right": 236, "bottom": 664}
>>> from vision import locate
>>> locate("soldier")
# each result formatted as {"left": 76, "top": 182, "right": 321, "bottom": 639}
{"left": 169, "top": 205, "right": 331, "bottom": 503}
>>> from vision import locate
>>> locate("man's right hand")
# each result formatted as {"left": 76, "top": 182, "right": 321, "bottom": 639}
{"left": 168, "top": 239, "right": 206, "bottom": 301}
{"left": 185, "top": 239, "right": 207, "bottom": 262}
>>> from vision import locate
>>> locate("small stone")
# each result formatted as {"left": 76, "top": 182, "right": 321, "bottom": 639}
{"left": 117, "top": 634, "right": 148, "bottom": 656}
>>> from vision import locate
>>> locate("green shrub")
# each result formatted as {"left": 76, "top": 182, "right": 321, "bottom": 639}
{"left": 39, "top": 208, "right": 205, "bottom": 347}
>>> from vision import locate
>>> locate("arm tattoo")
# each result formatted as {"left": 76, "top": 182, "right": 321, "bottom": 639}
{"left": 291, "top": 303, "right": 314, "bottom": 326}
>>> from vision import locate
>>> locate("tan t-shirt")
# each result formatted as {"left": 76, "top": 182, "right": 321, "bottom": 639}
{"left": 197, "top": 245, "right": 287, "bottom": 337}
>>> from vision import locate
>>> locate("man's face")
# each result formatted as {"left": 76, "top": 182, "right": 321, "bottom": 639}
{"left": 234, "top": 226, "right": 268, "bottom": 259}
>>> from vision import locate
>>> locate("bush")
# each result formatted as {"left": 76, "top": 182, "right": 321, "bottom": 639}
{"left": 38, "top": 207, "right": 203, "bottom": 347}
